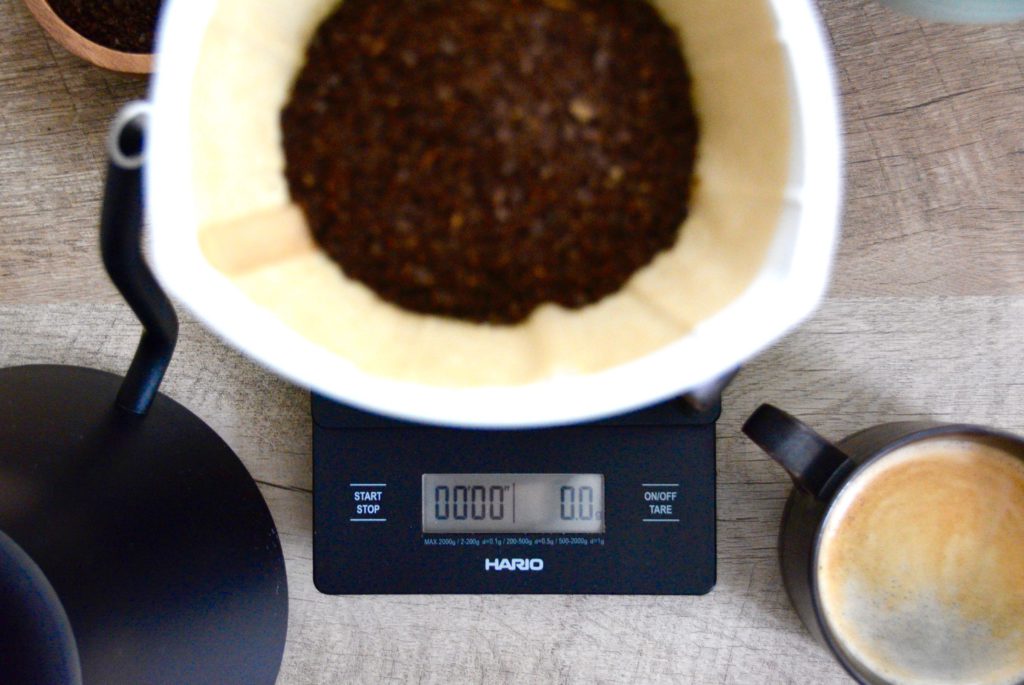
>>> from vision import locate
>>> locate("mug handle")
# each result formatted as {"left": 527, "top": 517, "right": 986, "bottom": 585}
{"left": 742, "top": 404, "right": 854, "bottom": 500}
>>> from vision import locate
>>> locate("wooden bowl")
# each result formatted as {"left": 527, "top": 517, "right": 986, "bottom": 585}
{"left": 22, "top": 0, "right": 153, "bottom": 74}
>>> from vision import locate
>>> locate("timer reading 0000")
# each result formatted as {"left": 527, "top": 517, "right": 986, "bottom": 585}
{"left": 421, "top": 474, "right": 605, "bottom": 534}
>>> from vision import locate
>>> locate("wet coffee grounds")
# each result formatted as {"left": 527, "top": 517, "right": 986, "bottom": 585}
{"left": 282, "top": 0, "right": 698, "bottom": 324}
{"left": 48, "top": 0, "right": 162, "bottom": 54}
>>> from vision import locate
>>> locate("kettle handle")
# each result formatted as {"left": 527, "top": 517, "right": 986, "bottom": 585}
{"left": 100, "top": 102, "right": 178, "bottom": 416}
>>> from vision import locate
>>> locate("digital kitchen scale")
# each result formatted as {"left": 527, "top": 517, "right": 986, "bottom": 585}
{"left": 313, "top": 394, "right": 717, "bottom": 594}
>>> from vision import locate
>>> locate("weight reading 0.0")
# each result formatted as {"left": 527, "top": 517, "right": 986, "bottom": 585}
{"left": 422, "top": 474, "right": 605, "bottom": 534}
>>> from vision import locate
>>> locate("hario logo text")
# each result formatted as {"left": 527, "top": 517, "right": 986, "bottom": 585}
{"left": 484, "top": 558, "right": 544, "bottom": 571}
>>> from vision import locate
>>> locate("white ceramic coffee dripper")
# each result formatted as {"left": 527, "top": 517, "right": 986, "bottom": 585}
{"left": 145, "top": 0, "right": 842, "bottom": 428}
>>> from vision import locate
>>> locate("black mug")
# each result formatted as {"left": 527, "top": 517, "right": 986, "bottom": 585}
{"left": 742, "top": 404, "right": 1024, "bottom": 685}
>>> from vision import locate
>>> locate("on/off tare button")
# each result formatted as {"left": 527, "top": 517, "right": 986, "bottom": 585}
{"left": 642, "top": 483, "right": 680, "bottom": 524}
{"left": 350, "top": 482, "right": 387, "bottom": 523}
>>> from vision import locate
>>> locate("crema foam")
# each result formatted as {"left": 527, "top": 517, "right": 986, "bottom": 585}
{"left": 817, "top": 437, "right": 1024, "bottom": 685}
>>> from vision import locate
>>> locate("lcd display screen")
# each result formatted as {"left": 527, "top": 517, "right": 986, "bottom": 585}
{"left": 422, "top": 474, "right": 605, "bottom": 534}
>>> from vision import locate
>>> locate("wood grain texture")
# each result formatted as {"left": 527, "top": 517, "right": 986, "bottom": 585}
{"left": 2, "top": 0, "right": 1024, "bottom": 683}
{"left": 1, "top": 0, "right": 147, "bottom": 306}
{"left": 819, "top": 2, "right": 1024, "bottom": 297}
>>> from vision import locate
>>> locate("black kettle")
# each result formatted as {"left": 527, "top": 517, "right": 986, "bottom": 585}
{"left": 0, "top": 104, "right": 288, "bottom": 685}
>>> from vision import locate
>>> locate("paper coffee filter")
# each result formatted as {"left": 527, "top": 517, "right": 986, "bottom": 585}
{"left": 184, "top": 0, "right": 792, "bottom": 387}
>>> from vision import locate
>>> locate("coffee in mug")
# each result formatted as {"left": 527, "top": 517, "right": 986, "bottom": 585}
{"left": 743, "top": 405, "right": 1024, "bottom": 685}
{"left": 817, "top": 437, "right": 1024, "bottom": 685}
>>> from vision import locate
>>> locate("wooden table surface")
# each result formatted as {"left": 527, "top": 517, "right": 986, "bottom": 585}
{"left": 2, "top": 1, "right": 1022, "bottom": 683}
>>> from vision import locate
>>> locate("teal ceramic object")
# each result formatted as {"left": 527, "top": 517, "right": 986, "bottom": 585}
{"left": 879, "top": 0, "right": 1024, "bottom": 22}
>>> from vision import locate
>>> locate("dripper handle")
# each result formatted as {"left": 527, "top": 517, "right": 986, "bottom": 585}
{"left": 681, "top": 367, "right": 740, "bottom": 413}
{"left": 100, "top": 102, "right": 178, "bottom": 416}
{"left": 742, "top": 404, "right": 853, "bottom": 500}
